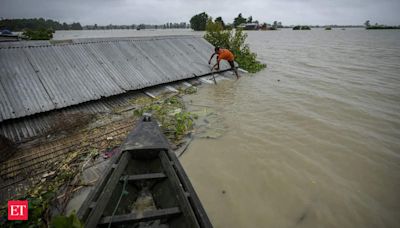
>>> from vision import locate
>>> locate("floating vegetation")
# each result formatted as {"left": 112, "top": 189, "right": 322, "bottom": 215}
{"left": 50, "top": 211, "right": 83, "bottom": 228}
{"left": 188, "top": 107, "right": 227, "bottom": 139}
{"left": 22, "top": 28, "right": 54, "bottom": 40}
{"left": 134, "top": 93, "right": 198, "bottom": 144}
{"left": 184, "top": 86, "right": 197, "bottom": 94}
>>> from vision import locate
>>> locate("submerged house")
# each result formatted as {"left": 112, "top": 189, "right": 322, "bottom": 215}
{"left": 0, "top": 30, "right": 20, "bottom": 42}
{"left": 0, "top": 35, "right": 228, "bottom": 143}
{"left": 293, "top": 25, "right": 311, "bottom": 30}
{"left": 0, "top": 35, "right": 233, "bottom": 202}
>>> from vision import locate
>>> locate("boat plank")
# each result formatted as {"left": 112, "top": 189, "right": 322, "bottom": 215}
{"left": 85, "top": 152, "right": 131, "bottom": 228}
{"left": 121, "top": 172, "right": 166, "bottom": 182}
{"left": 98, "top": 207, "right": 181, "bottom": 225}
{"left": 168, "top": 150, "right": 214, "bottom": 228}
{"left": 159, "top": 151, "right": 200, "bottom": 228}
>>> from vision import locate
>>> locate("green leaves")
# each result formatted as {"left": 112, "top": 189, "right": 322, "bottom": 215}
{"left": 204, "top": 18, "right": 231, "bottom": 50}
{"left": 190, "top": 12, "right": 209, "bottom": 31}
{"left": 23, "top": 28, "right": 54, "bottom": 40}
{"left": 50, "top": 212, "right": 83, "bottom": 228}
{"left": 174, "top": 112, "right": 194, "bottom": 136}
{"left": 204, "top": 22, "right": 266, "bottom": 73}
{"left": 133, "top": 92, "right": 197, "bottom": 143}
{"left": 184, "top": 87, "right": 197, "bottom": 94}
{"left": 233, "top": 13, "right": 247, "bottom": 28}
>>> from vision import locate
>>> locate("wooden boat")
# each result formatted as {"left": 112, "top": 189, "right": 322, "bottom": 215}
{"left": 77, "top": 114, "right": 212, "bottom": 228}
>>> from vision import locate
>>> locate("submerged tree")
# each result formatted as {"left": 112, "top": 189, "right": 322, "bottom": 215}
{"left": 23, "top": 28, "right": 54, "bottom": 40}
{"left": 215, "top": 17, "right": 225, "bottom": 29}
{"left": 190, "top": 12, "right": 209, "bottom": 31}
{"left": 70, "top": 22, "right": 83, "bottom": 30}
{"left": 233, "top": 13, "right": 247, "bottom": 28}
{"left": 273, "top": 21, "right": 278, "bottom": 29}
{"left": 204, "top": 18, "right": 230, "bottom": 49}
{"left": 62, "top": 22, "right": 69, "bottom": 30}
{"left": 204, "top": 19, "right": 266, "bottom": 73}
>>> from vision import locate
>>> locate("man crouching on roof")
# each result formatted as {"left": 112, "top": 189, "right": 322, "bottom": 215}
{"left": 208, "top": 47, "right": 240, "bottom": 79}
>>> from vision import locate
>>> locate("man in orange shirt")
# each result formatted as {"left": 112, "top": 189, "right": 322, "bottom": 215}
{"left": 208, "top": 47, "right": 240, "bottom": 79}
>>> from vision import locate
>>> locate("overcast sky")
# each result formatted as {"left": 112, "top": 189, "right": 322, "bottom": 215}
{"left": 1, "top": 0, "right": 399, "bottom": 26}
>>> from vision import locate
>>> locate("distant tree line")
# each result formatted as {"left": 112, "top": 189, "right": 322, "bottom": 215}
{"left": 84, "top": 22, "right": 190, "bottom": 30}
{"left": 0, "top": 18, "right": 83, "bottom": 31}
{"left": 190, "top": 12, "right": 388, "bottom": 31}
{"left": 0, "top": 18, "right": 192, "bottom": 32}
{"left": 364, "top": 20, "right": 400, "bottom": 30}
{"left": 190, "top": 12, "right": 283, "bottom": 31}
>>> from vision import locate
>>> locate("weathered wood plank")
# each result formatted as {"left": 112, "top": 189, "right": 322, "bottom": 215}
{"left": 121, "top": 172, "right": 166, "bottom": 182}
{"left": 98, "top": 207, "right": 181, "bottom": 225}
{"left": 84, "top": 152, "right": 131, "bottom": 228}
{"left": 168, "top": 150, "right": 213, "bottom": 228}
{"left": 159, "top": 151, "right": 200, "bottom": 228}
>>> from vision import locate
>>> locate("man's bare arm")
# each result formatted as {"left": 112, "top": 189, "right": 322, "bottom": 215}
{"left": 208, "top": 53, "right": 216, "bottom": 64}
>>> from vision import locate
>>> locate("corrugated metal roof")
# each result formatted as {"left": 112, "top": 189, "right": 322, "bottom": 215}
{"left": 0, "top": 36, "right": 224, "bottom": 122}
{"left": 0, "top": 79, "right": 206, "bottom": 142}
{"left": 0, "top": 40, "right": 51, "bottom": 48}
{"left": 0, "top": 90, "right": 142, "bottom": 142}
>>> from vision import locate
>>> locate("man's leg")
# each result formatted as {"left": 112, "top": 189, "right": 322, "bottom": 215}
{"left": 229, "top": 60, "right": 240, "bottom": 79}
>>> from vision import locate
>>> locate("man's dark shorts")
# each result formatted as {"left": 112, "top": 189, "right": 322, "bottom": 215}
{"left": 228, "top": 60, "right": 235, "bottom": 69}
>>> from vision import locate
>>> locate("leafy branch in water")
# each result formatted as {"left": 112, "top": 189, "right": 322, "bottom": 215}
{"left": 50, "top": 211, "right": 83, "bottom": 228}
{"left": 204, "top": 19, "right": 266, "bottom": 73}
{"left": 23, "top": 28, "right": 54, "bottom": 40}
{"left": 134, "top": 92, "right": 197, "bottom": 144}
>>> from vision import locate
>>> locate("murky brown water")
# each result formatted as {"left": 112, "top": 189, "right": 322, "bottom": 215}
{"left": 180, "top": 29, "right": 400, "bottom": 228}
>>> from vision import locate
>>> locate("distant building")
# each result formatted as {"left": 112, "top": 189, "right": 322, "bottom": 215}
{"left": 293, "top": 25, "right": 311, "bottom": 30}
{"left": 237, "top": 23, "right": 259, "bottom": 30}
{"left": 260, "top": 23, "right": 276, "bottom": 31}
{"left": 1, "top": 29, "right": 12, "bottom": 35}
{"left": 0, "top": 30, "right": 20, "bottom": 42}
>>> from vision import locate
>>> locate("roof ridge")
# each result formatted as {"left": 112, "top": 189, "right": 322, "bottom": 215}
{"left": 0, "top": 35, "right": 200, "bottom": 49}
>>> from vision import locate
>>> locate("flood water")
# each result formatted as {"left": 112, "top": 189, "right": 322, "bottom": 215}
{"left": 180, "top": 29, "right": 400, "bottom": 228}
{"left": 55, "top": 29, "right": 400, "bottom": 227}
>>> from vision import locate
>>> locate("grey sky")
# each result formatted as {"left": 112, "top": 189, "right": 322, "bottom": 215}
{"left": 1, "top": 0, "right": 399, "bottom": 25}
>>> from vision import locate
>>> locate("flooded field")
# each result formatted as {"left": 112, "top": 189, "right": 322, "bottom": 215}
{"left": 180, "top": 29, "right": 400, "bottom": 228}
